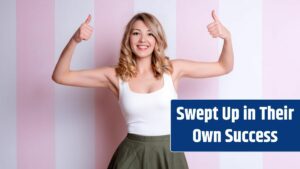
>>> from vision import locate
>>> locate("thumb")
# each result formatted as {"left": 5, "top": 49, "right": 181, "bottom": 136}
{"left": 85, "top": 14, "right": 91, "bottom": 24}
{"left": 211, "top": 10, "right": 219, "bottom": 22}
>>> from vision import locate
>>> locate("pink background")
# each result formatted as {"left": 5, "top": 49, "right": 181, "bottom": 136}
{"left": 1, "top": 0, "right": 300, "bottom": 169}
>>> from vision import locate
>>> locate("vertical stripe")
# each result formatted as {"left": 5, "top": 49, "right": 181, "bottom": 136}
{"left": 177, "top": 0, "right": 219, "bottom": 99}
{"left": 218, "top": 0, "right": 263, "bottom": 99}
{"left": 54, "top": 1, "right": 95, "bottom": 169}
{"left": 220, "top": 152, "right": 263, "bottom": 169}
{"left": 16, "top": 0, "right": 55, "bottom": 169}
{"left": 0, "top": 1, "right": 16, "bottom": 169}
{"left": 218, "top": 1, "right": 263, "bottom": 169}
{"left": 134, "top": 0, "right": 177, "bottom": 59}
{"left": 264, "top": 153, "right": 300, "bottom": 169}
{"left": 263, "top": 0, "right": 300, "bottom": 168}
{"left": 177, "top": 0, "right": 219, "bottom": 169}
{"left": 263, "top": 0, "right": 300, "bottom": 98}
{"left": 94, "top": 1, "right": 133, "bottom": 168}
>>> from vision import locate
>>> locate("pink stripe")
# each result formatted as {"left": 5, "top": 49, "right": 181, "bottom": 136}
{"left": 176, "top": 0, "right": 219, "bottom": 168}
{"left": 263, "top": 0, "right": 300, "bottom": 168}
{"left": 264, "top": 153, "right": 300, "bottom": 169}
{"left": 263, "top": 0, "right": 300, "bottom": 99}
{"left": 16, "top": 1, "right": 55, "bottom": 169}
{"left": 176, "top": 0, "right": 219, "bottom": 99}
{"left": 94, "top": 1, "right": 134, "bottom": 168}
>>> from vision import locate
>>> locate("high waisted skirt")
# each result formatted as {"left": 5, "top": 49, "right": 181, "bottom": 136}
{"left": 108, "top": 133, "right": 189, "bottom": 169}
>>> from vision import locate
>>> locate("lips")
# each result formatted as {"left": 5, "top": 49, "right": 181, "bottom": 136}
{"left": 136, "top": 45, "right": 149, "bottom": 50}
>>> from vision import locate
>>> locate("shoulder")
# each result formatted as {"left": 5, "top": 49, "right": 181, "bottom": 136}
{"left": 102, "top": 66, "right": 119, "bottom": 86}
{"left": 169, "top": 59, "right": 184, "bottom": 81}
{"left": 92, "top": 66, "right": 117, "bottom": 82}
{"left": 170, "top": 58, "right": 199, "bottom": 81}
{"left": 96, "top": 66, "right": 119, "bottom": 95}
{"left": 100, "top": 66, "right": 117, "bottom": 77}
{"left": 170, "top": 58, "right": 188, "bottom": 68}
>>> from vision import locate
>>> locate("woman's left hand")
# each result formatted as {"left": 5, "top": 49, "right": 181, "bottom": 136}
{"left": 207, "top": 10, "right": 231, "bottom": 40}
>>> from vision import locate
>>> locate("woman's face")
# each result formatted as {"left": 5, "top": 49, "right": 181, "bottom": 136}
{"left": 129, "top": 20, "right": 156, "bottom": 58}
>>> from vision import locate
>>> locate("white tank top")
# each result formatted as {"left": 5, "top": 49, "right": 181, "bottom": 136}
{"left": 118, "top": 73, "right": 178, "bottom": 136}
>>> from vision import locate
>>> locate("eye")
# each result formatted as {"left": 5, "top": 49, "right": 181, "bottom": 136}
{"left": 132, "top": 32, "right": 139, "bottom": 35}
{"left": 148, "top": 33, "right": 154, "bottom": 36}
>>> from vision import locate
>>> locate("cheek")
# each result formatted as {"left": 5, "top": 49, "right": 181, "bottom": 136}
{"left": 149, "top": 37, "right": 156, "bottom": 46}
{"left": 129, "top": 36, "right": 139, "bottom": 45}
{"left": 150, "top": 38, "right": 156, "bottom": 50}
{"left": 129, "top": 37, "right": 136, "bottom": 48}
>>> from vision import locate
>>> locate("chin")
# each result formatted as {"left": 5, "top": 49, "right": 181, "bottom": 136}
{"left": 136, "top": 54, "right": 152, "bottom": 58}
{"left": 134, "top": 52, "right": 153, "bottom": 58}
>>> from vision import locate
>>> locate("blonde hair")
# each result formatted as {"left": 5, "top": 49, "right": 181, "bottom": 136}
{"left": 115, "top": 12, "right": 173, "bottom": 81}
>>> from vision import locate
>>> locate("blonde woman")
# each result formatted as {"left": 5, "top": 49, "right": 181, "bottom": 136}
{"left": 52, "top": 11, "right": 233, "bottom": 169}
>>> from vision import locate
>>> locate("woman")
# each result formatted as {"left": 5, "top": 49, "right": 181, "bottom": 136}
{"left": 52, "top": 11, "right": 233, "bottom": 169}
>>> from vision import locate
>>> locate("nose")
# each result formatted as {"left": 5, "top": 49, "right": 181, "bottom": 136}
{"left": 139, "top": 34, "right": 146, "bottom": 42}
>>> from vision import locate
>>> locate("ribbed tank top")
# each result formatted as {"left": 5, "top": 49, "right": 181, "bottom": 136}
{"left": 118, "top": 73, "right": 178, "bottom": 136}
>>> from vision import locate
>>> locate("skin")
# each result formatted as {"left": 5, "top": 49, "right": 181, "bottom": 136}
{"left": 130, "top": 21, "right": 156, "bottom": 60}
{"left": 52, "top": 10, "right": 234, "bottom": 98}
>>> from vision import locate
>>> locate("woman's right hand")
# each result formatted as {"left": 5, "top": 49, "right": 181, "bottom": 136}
{"left": 72, "top": 15, "right": 93, "bottom": 43}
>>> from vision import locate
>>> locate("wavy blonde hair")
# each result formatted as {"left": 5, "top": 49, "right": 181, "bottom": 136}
{"left": 115, "top": 12, "right": 173, "bottom": 81}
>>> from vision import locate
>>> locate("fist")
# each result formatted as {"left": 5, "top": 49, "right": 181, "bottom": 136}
{"left": 72, "top": 15, "right": 93, "bottom": 43}
{"left": 207, "top": 10, "right": 231, "bottom": 40}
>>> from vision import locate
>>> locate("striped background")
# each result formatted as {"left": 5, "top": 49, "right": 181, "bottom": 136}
{"left": 1, "top": 0, "right": 300, "bottom": 169}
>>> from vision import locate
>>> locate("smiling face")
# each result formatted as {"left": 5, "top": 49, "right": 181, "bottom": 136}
{"left": 116, "top": 13, "right": 173, "bottom": 80}
{"left": 129, "top": 20, "right": 156, "bottom": 58}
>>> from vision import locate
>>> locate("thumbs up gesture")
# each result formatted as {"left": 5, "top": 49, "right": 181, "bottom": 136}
{"left": 207, "top": 10, "right": 230, "bottom": 40}
{"left": 72, "top": 15, "right": 93, "bottom": 43}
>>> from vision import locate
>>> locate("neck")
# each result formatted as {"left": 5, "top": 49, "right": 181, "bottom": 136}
{"left": 135, "top": 56, "right": 152, "bottom": 75}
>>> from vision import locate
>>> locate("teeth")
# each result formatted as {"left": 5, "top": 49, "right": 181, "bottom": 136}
{"left": 137, "top": 45, "right": 149, "bottom": 49}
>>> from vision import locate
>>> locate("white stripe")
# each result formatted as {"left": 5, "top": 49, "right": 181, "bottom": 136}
{"left": 218, "top": 0, "right": 263, "bottom": 169}
{"left": 133, "top": 0, "right": 177, "bottom": 59}
{"left": 0, "top": 1, "right": 16, "bottom": 169}
{"left": 218, "top": 0, "right": 262, "bottom": 99}
{"left": 55, "top": 1, "right": 95, "bottom": 169}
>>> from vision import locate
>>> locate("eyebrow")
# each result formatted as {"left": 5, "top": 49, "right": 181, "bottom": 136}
{"left": 132, "top": 29, "right": 152, "bottom": 32}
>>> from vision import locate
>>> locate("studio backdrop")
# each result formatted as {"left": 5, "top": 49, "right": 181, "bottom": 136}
{"left": 1, "top": 0, "right": 300, "bottom": 169}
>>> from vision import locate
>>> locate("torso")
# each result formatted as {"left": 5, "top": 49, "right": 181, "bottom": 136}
{"left": 107, "top": 64, "right": 179, "bottom": 99}
{"left": 118, "top": 72, "right": 178, "bottom": 135}
{"left": 127, "top": 73, "right": 166, "bottom": 93}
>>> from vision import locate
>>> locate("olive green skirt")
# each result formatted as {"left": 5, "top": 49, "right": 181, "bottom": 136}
{"left": 108, "top": 133, "right": 189, "bottom": 169}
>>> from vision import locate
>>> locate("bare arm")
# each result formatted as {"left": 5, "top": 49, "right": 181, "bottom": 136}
{"left": 52, "top": 15, "right": 115, "bottom": 88}
{"left": 172, "top": 10, "right": 234, "bottom": 80}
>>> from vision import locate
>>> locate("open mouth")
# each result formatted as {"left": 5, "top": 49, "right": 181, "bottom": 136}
{"left": 136, "top": 45, "right": 149, "bottom": 50}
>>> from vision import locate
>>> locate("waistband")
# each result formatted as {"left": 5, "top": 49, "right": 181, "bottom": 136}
{"left": 126, "top": 133, "right": 170, "bottom": 142}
